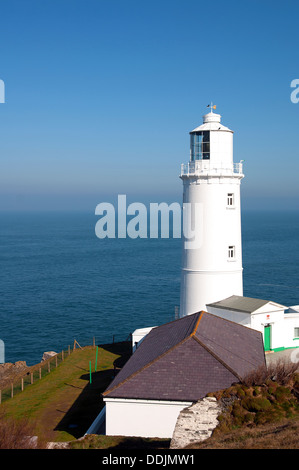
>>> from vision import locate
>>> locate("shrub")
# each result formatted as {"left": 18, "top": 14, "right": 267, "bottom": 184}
{"left": 242, "top": 397, "right": 272, "bottom": 413}
{"left": 232, "top": 402, "right": 246, "bottom": 419}
{"left": 241, "top": 359, "right": 299, "bottom": 387}
{"left": 0, "top": 411, "right": 44, "bottom": 449}
{"left": 244, "top": 412, "right": 254, "bottom": 424}
{"left": 241, "top": 365, "right": 268, "bottom": 387}
{"left": 253, "top": 386, "right": 260, "bottom": 397}
{"left": 268, "top": 383, "right": 277, "bottom": 395}
{"left": 236, "top": 387, "right": 246, "bottom": 398}
{"left": 274, "top": 386, "right": 291, "bottom": 402}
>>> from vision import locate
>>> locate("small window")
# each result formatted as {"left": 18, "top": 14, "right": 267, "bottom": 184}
{"left": 228, "top": 245, "right": 235, "bottom": 259}
{"left": 227, "top": 193, "right": 234, "bottom": 207}
{"left": 294, "top": 327, "right": 299, "bottom": 338}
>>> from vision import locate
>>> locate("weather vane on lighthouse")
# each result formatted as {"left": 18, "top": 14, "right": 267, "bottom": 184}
{"left": 207, "top": 102, "right": 217, "bottom": 112}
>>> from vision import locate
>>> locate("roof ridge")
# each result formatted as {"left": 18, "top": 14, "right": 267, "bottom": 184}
{"left": 206, "top": 296, "right": 287, "bottom": 313}
{"left": 192, "top": 311, "right": 266, "bottom": 374}
{"left": 191, "top": 311, "right": 204, "bottom": 335}
{"left": 103, "top": 312, "right": 201, "bottom": 397}
{"left": 207, "top": 295, "right": 269, "bottom": 304}
{"left": 191, "top": 334, "right": 241, "bottom": 381}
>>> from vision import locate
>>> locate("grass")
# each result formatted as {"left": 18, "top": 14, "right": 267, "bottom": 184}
{"left": 1, "top": 342, "right": 131, "bottom": 443}
{"left": 2, "top": 347, "right": 299, "bottom": 449}
{"left": 185, "top": 417, "right": 299, "bottom": 449}
{"left": 68, "top": 435, "right": 170, "bottom": 450}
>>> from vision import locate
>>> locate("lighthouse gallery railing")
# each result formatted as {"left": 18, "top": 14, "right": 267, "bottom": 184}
{"left": 180, "top": 161, "right": 243, "bottom": 177}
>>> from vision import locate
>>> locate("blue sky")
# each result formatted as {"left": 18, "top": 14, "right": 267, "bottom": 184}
{"left": 0, "top": 0, "right": 298, "bottom": 211}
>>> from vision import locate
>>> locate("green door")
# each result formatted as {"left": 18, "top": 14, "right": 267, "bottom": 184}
{"left": 264, "top": 325, "right": 271, "bottom": 351}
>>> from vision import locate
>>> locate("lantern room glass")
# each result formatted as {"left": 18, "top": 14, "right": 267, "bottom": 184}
{"left": 190, "top": 131, "right": 210, "bottom": 161}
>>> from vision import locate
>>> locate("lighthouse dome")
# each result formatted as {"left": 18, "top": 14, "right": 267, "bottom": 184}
{"left": 190, "top": 110, "right": 233, "bottom": 133}
{"left": 203, "top": 112, "right": 221, "bottom": 123}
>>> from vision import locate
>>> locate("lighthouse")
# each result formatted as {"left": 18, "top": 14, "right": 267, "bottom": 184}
{"left": 179, "top": 104, "right": 244, "bottom": 317}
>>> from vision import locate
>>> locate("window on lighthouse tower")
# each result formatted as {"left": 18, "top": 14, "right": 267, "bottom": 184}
{"left": 227, "top": 193, "right": 234, "bottom": 207}
{"left": 228, "top": 246, "right": 235, "bottom": 259}
{"left": 190, "top": 131, "right": 210, "bottom": 161}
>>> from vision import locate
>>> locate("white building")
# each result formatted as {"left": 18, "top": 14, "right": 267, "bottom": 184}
{"left": 178, "top": 106, "right": 299, "bottom": 354}
{"left": 180, "top": 105, "right": 244, "bottom": 316}
{"left": 131, "top": 326, "right": 155, "bottom": 352}
{"left": 103, "top": 312, "right": 265, "bottom": 438}
{"left": 207, "top": 295, "right": 299, "bottom": 352}
{"left": 93, "top": 106, "right": 299, "bottom": 440}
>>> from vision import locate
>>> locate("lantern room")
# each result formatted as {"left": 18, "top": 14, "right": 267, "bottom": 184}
{"left": 189, "top": 106, "right": 234, "bottom": 168}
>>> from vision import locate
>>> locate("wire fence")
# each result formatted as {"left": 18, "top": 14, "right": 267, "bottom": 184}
{"left": 0, "top": 348, "right": 70, "bottom": 405}
{"left": 0, "top": 332, "right": 132, "bottom": 406}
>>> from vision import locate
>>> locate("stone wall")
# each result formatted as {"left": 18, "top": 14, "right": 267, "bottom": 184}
{"left": 170, "top": 397, "right": 223, "bottom": 449}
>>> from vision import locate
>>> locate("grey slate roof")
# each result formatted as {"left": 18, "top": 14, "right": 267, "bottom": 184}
{"left": 103, "top": 311, "right": 266, "bottom": 402}
{"left": 207, "top": 295, "right": 275, "bottom": 313}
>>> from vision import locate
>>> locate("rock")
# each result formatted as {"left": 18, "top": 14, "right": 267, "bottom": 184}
{"left": 0, "top": 361, "right": 28, "bottom": 388}
{"left": 14, "top": 361, "right": 27, "bottom": 369}
{"left": 0, "top": 363, "right": 14, "bottom": 374}
{"left": 0, "top": 361, "right": 27, "bottom": 376}
{"left": 170, "top": 396, "right": 223, "bottom": 449}
{"left": 41, "top": 352, "right": 57, "bottom": 362}
{"left": 47, "top": 441, "right": 70, "bottom": 449}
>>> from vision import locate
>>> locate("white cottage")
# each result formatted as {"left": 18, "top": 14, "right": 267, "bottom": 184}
{"left": 206, "top": 295, "right": 299, "bottom": 352}
{"left": 131, "top": 326, "right": 155, "bottom": 352}
{"left": 103, "top": 311, "right": 265, "bottom": 438}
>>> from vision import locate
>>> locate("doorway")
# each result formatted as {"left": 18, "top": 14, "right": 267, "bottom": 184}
{"left": 264, "top": 324, "right": 272, "bottom": 351}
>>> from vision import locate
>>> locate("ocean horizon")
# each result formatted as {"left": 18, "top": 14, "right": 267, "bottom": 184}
{"left": 1, "top": 209, "right": 299, "bottom": 366}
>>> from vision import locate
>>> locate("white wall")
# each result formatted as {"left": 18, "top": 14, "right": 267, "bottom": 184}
{"left": 283, "top": 314, "right": 299, "bottom": 349}
{"left": 206, "top": 305, "right": 299, "bottom": 351}
{"left": 251, "top": 309, "right": 285, "bottom": 350}
{"left": 132, "top": 327, "right": 155, "bottom": 352}
{"left": 180, "top": 178, "right": 243, "bottom": 315}
{"left": 210, "top": 130, "right": 233, "bottom": 167}
{"left": 206, "top": 306, "right": 250, "bottom": 327}
{"left": 104, "top": 398, "right": 192, "bottom": 438}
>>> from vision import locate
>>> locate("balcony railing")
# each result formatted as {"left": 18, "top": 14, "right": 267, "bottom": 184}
{"left": 180, "top": 160, "right": 244, "bottom": 177}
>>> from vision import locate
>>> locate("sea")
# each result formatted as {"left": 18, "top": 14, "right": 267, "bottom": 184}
{"left": 0, "top": 210, "right": 299, "bottom": 366}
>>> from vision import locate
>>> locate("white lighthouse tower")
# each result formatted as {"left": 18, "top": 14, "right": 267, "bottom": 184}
{"left": 179, "top": 104, "right": 244, "bottom": 317}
